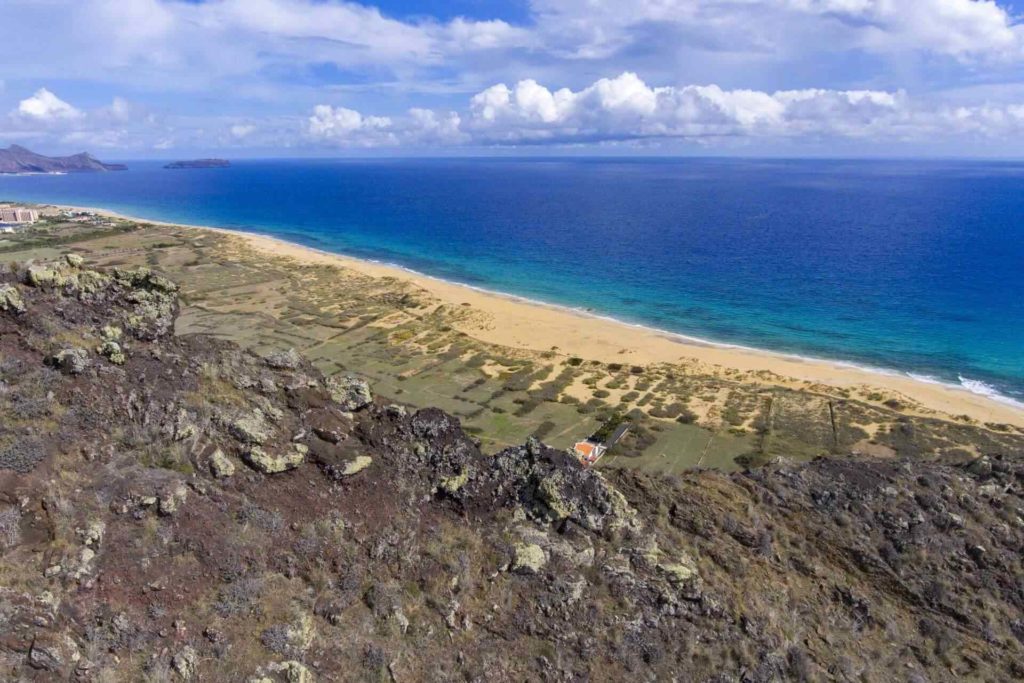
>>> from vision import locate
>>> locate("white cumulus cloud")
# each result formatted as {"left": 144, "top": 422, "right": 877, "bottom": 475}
{"left": 785, "top": 0, "right": 1024, "bottom": 60}
{"left": 308, "top": 104, "right": 396, "bottom": 146}
{"left": 17, "top": 88, "right": 82, "bottom": 121}
{"left": 307, "top": 104, "right": 468, "bottom": 147}
{"left": 405, "top": 108, "right": 466, "bottom": 144}
{"left": 5, "top": 89, "right": 175, "bottom": 151}
{"left": 231, "top": 124, "right": 257, "bottom": 139}
{"left": 308, "top": 71, "right": 1024, "bottom": 149}
{"left": 5, "top": 2, "right": 1024, "bottom": 155}
{"left": 464, "top": 72, "right": 904, "bottom": 142}
{"left": 530, "top": 0, "right": 1024, "bottom": 63}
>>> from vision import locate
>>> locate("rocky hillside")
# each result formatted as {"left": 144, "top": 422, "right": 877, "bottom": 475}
{"left": 0, "top": 258, "right": 1022, "bottom": 682}
{"left": 0, "top": 145, "right": 126, "bottom": 174}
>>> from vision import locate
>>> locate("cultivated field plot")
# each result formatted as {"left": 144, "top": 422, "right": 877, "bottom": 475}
{"left": 599, "top": 423, "right": 754, "bottom": 474}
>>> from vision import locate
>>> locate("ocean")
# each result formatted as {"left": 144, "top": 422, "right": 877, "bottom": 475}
{"left": 1, "top": 157, "right": 1022, "bottom": 407}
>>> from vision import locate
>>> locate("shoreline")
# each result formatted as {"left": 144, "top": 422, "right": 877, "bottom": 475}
{"left": 47, "top": 202, "right": 1024, "bottom": 427}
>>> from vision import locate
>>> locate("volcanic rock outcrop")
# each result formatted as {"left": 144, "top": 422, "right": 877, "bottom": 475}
{"left": 0, "top": 259, "right": 1021, "bottom": 681}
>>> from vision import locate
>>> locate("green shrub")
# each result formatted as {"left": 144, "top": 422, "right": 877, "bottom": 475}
{"left": 676, "top": 408, "right": 698, "bottom": 424}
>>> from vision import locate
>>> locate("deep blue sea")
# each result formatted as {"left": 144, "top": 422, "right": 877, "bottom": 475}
{"left": 1, "top": 158, "right": 1022, "bottom": 407}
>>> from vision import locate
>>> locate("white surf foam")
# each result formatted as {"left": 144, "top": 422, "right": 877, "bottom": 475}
{"left": 957, "top": 375, "right": 1024, "bottom": 410}
{"left": 907, "top": 372, "right": 945, "bottom": 386}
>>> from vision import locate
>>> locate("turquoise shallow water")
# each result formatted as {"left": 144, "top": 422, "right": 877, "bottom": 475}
{"left": 1, "top": 157, "right": 1022, "bottom": 406}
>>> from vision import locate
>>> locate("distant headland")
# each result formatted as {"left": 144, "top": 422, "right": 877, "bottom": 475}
{"left": 163, "top": 158, "right": 231, "bottom": 169}
{"left": 0, "top": 144, "right": 126, "bottom": 174}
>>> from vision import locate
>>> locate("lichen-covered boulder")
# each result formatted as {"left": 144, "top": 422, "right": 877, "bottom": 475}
{"left": 339, "top": 455, "right": 372, "bottom": 477}
{"left": 124, "top": 292, "right": 176, "bottom": 340}
{"left": 97, "top": 340, "right": 126, "bottom": 365}
{"left": 266, "top": 347, "right": 303, "bottom": 370}
{"left": 230, "top": 410, "right": 274, "bottom": 446}
{"left": 26, "top": 264, "right": 67, "bottom": 288}
{"left": 171, "top": 645, "right": 198, "bottom": 680}
{"left": 158, "top": 482, "right": 189, "bottom": 516}
{"left": 439, "top": 468, "right": 469, "bottom": 495}
{"left": 0, "top": 284, "right": 26, "bottom": 313}
{"left": 54, "top": 348, "right": 90, "bottom": 375}
{"left": 244, "top": 443, "right": 307, "bottom": 474}
{"left": 77, "top": 520, "right": 105, "bottom": 547}
{"left": 531, "top": 455, "right": 636, "bottom": 533}
{"left": 659, "top": 558, "right": 699, "bottom": 584}
{"left": 309, "top": 410, "right": 352, "bottom": 444}
{"left": 209, "top": 449, "right": 236, "bottom": 478}
{"left": 71, "top": 269, "right": 111, "bottom": 296}
{"left": 147, "top": 273, "right": 179, "bottom": 294}
{"left": 166, "top": 408, "right": 197, "bottom": 442}
{"left": 28, "top": 632, "right": 79, "bottom": 673}
{"left": 265, "top": 660, "right": 313, "bottom": 683}
{"left": 459, "top": 437, "right": 638, "bottom": 536}
{"left": 512, "top": 542, "right": 547, "bottom": 574}
{"left": 100, "top": 325, "right": 122, "bottom": 342}
{"left": 326, "top": 374, "right": 373, "bottom": 412}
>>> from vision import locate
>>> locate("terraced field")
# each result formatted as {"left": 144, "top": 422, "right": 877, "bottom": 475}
{"left": 5, "top": 209, "right": 1023, "bottom": 471}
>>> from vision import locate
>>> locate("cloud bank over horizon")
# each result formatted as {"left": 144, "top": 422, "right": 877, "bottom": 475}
{"left": 3, "top": 0, "right": 1024, "bottom": 156}
{"left": 304, "top": 72, "right": 1024, "bottom": 148}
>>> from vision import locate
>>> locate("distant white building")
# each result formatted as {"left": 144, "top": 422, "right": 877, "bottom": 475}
{"left": 0, "top": 206, "right": 38, "bottom": 224}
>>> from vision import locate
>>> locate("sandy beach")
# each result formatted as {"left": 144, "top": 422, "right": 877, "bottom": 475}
{"left": 61, "top": 204, "right": 1024, "bottom": 428}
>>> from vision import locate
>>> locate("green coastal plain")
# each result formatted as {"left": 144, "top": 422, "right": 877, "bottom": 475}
{"left": 5, "top": 206, "right": 1024, "bottom": 470}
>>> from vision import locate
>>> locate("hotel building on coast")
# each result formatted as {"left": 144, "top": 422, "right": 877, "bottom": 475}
{"left": 0, "top": 206, "right": 39, "bottom": 223}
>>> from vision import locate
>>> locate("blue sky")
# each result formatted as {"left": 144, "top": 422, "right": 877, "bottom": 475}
{"left": 3, "top": 0, "right": 1024, "bottom": 157}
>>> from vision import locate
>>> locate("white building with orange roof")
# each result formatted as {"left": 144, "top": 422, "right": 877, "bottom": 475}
{"left": 573, "top": 421, "right": 631, "bottom": 467}
{"left": 573, "top": 439, "right": 607, "bottom": 466}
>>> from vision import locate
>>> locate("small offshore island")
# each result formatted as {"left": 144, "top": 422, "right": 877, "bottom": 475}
{"left": 163, "top": 158, "right": 231, "bottom": 170}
